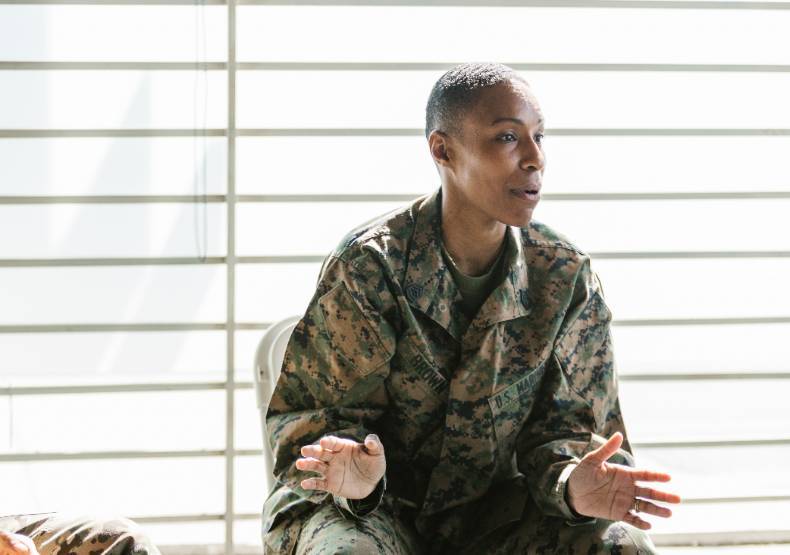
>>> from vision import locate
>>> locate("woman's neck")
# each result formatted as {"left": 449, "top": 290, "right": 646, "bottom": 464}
{"left": 440, "top": 189, "right": 507, "bottom": 276}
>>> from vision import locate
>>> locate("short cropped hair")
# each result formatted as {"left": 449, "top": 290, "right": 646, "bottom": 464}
{"left": 424, "top": 62, "right": 527, "bottom": 141}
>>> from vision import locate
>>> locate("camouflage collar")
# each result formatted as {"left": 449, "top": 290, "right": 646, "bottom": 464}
{"left": 403, "top": 186, "right": 531, "bottom": 342}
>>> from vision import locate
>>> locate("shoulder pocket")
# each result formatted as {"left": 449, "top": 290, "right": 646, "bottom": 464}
{"left": 317, "top": 281, "right": 392, "bottom": 377}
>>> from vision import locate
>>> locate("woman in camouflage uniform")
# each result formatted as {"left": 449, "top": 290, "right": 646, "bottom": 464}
{"left": 263, "top": 62, "right": 681, "bottom": 554}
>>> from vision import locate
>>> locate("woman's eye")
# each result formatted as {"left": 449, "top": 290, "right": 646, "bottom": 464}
{"left": 535, "top": 133, "right": 545, "bottom": 144}
{"left": 498, "top": 133, "right": 517, "bottom": 142}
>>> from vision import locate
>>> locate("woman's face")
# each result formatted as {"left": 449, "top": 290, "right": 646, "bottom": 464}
{"left": 433, "top": 79, "right": 546, "bottom": 229}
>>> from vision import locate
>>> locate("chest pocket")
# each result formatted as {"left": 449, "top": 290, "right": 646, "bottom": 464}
{"left": 488, "top": 361, "right": 547, "bottom": 455}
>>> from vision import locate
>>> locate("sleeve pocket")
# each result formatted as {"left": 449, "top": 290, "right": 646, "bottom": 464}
{"left": 317, "top": 281, "right": 392, "bottom": 377}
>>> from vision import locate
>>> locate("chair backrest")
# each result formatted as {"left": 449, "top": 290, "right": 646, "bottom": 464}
{"left": 253, "top": 315, "right": 301, "bottom": 495}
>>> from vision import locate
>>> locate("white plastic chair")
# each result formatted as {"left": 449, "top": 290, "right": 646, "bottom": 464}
{"left": 253, "top": 315, "right": 301, "bottom": 495}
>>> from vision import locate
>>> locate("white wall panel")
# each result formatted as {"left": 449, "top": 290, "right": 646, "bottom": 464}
{"left": 0, "top": 266, "right": 226, "bottom": 324}
{"left": 0, "top": 138, "right": 227, "bottom": 196}
{"left": 540, "top": 136, "right": 790, "bottom": 194}
{"left": 664, "top": 545, "right": 790, "bottom": 554}
{"left": 147, "top": 521, "right": 225, "bottom": 549}
{"left": 620, "top": 379, "right": 789, "bottom": 442}
{"left": 647, "top": 500, "right": 790, "bottom": 537}
{"left": 0, "top": 71, "right": 226, "bottom": 129}
{"left": 234, "top": 389, "right": 264, "bottom": 452}
{"left": 0, "top": 6, "right": 227, "bottom": 62}
{"left": 635, "top": 445, "right": 790, "bottom": 502}
{"left": 0, "top": 331, "right": 226, "bottom": 382}
{"left": 0, "top": 204, "right": 225, "bottom": 259}
{"left": 537, "top": 199, "right": 790, "bottom": 253}
{"left": 612, "top": 324, "right": 790, "bottom": 374}
{"left": 2, "top": 390, "right": 226, "bottom": 453}
{"left": 235, "top": 455, "right": 267, "bottom": 515}
{"left": 234, "top": 329, "right": 270, "bottom": 378}
{"left": 0, "top": 458, "right": 225, "bottom": 517}
{"left": 0, "top": 398, "right": 8, "bottom": 452}
{"left": 236, "top": 136, "right": 437, "bottom": 196}
{"left": 236, "top": 201, "right": 404, "bottom": 256}
{"left": 237, "top": 70, "right": 790, "bottom": 129}
{"left": 595, "top": 258, "right": 790, "bottom": 320}
{"left": 234, "top": 520, "right": 263, "bottom": 553}
{"left": 235, "top": 263, "right": 321, "bottom": 324}
{"left": 237, "top": 6, "right": 790, "bottom": 65}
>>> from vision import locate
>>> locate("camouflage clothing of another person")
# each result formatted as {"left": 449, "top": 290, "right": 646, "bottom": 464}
{"left": 0, "top": 512, "right": 160, "bottom": 555}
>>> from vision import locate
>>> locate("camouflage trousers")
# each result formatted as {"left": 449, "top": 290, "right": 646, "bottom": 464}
{"left": 273, "top": 495, "right": 659, "bottom": 555}
{"left": 0, "top": 512, "right": 161, "bottom": 555}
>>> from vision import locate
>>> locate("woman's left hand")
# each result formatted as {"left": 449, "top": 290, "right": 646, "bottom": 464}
{"left": 566, "top": 431, "right": 682, "bottom": 530}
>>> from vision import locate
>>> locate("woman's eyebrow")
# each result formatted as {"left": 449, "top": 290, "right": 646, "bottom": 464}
{"left": 490, "top": 116, "right": 545, "bottom": 127}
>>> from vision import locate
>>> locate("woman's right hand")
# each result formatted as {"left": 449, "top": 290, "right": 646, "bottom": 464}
{"left": 295, "top": 434, "right": 386, "bottom": 500}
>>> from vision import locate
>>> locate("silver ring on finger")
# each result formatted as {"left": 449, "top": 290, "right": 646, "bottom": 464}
{"left": 632, "top": 498, "right": 641, "bottom": 513}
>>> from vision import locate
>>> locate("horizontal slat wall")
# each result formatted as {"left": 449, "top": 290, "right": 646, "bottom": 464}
{"left": 0, "top": 71, "right": 227, "bottom": 128}
{"left": 236, "top": 70, "right": 790, "bottom": 128}
{"left": 0, "top": 6, "right": 228, "bottom": 61}
{"left": 0, "top": 137, "right": 227, "bottom": 195}
{"left": 235, "top": 4, "right": 790, "bottom": 63}
{"left": 1, "top": 2, "right": 789, "bottom": 553}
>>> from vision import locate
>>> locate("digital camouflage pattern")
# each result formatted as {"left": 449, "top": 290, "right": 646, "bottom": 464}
{"left": 282, "top": 491, "right": 657, "bottom": 554}
{"left": 0, "top": 512, "right": 161, "bottom": 555}
{"left": 263, "top": 186, "right": 654, "bottom": 554}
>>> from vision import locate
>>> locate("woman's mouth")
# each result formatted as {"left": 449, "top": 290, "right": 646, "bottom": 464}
{"left": 510, "top": 188, "right": 540, "bottom": 202}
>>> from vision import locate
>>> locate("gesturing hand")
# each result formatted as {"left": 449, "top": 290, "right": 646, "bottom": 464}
{"left": 295, "top": 434, "right": 386, "bottom": 500}
{"left": 567, "top": 431, "right": 682, "bottom": 530}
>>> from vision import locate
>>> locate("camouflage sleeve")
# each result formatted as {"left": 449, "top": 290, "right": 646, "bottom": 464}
{"left": 334, "top": 474, "right": 387, "bottom": 517}
{"left": 266, "top": 253, "right": 396, "bottom": 518}
{"left": 517, "top": 259, "right": 635, "bottom": 524}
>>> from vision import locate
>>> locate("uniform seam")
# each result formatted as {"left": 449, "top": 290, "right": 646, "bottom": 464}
{"left": 334, "top": 229, "right": 398, "bottom": 262}
{"left": 524, "top": 239, "right": 586, "bottom": 257}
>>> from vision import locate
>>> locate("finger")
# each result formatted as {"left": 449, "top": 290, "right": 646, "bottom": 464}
{"left": 635, "top": 486, "right": 682, "bottom": 504}
{"left": 300, "top": 444, "right": 333, "bottom": 462}
{"left": 622, "top": 512, "right": 651, "bottom": 531}
{"left": 301, "top": 477, "right": 329, "bottom": 491}
{"left": 586, "top": 431, "right": 624, "bottom": 464}
{"left": 319, "top": 435, "right": 346, "bottom": 453}
{"left": 627, "top": 467, "right": 673, "bottom": 483}
{"left": 634, "top": 498, "right": 673, "bottom": 519}
{"left": 362, "top": 434, "right": 383, "bottom": 455}
{"left": 295, "top": 457, "right": 328, "bottom": 475}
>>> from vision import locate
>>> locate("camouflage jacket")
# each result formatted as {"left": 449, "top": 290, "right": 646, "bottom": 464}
{"left": 263, "top": 186, "right": 636, "bottom": 553}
